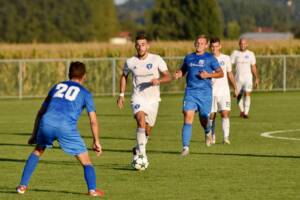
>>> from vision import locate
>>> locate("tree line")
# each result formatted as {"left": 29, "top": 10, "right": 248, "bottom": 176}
{"left": 0, "top": 0, "right": 299, "bottom": 43}
{"left": 0, "top": 0, "right": 118, "bottom": 42}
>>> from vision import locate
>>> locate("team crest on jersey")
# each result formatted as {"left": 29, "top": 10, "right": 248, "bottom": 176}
{"left": 134, "top": 104, "right": 140, "bottom": 110}
{"left": 146, "top": 63, "right": 153, "bottom": 70}
{"left": 198, "top": 60, "right": 205, "bottom": 67}
{"left": 219, "top": 61, "right": 225, "bottom": 66}
{"left": 245, "top": 55, "right": 249, "bottom": 59}
{"left": 133, "top": 66, "right": 137, "bottom": 70}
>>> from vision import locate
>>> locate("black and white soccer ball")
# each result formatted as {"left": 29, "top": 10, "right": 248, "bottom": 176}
{"left": 131, "top": 154, "right": 149, "bottom": 170}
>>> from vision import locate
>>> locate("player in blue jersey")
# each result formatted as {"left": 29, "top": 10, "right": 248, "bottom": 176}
{"left": 16, "top": 62, "right": 104, "bottom": 197}
{"left": 174, "top": 35, "right": 224, "bottom": 156}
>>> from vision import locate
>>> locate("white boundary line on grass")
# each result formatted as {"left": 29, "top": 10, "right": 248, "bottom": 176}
{"left": 260, "top": 129, "right": 300, "bottom": 141}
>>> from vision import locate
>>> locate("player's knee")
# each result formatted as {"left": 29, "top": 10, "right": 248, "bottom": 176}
{"left": 221, "top": 111, "right": 230, "bottom": 118}
{"left": 184, "top": 111, "right": 194, "bottom": 123}
{"left": 135, "top": 114, "right": 146, "bottom": 128}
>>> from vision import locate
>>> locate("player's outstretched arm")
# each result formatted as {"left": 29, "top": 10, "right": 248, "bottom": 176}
{"left": 227, "top": 71, "right": 238, "bottom": 97}
{"left": 151, "top": 70, "right": 171, "bottom": 85}
{"left": 29, "top": 106, "right": 47, "bottom": 144}
{"left": 88, "top": 111, "right": 102, "bottom": 156}
{"left": 251, "top": 64, "right": 259, "bottom": 88}
{"left": 199, "top": 68, "right": 224, "bottom": 79}
{"left": 28, "top": 95, "right": 51, "bottom": 145}
{"left": 117, "top": 73, "right": 128, "bottom": 109}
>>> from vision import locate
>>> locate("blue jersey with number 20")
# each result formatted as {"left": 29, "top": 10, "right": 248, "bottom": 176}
{"left": 41, "top": 80, "right": 95, "bottom": 130}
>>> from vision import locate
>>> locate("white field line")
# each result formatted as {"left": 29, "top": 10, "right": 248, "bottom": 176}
{"left": 260, "top": 129, "right": 300, "bottom": 141}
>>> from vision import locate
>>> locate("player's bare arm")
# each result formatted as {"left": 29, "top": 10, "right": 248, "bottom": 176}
{"left": 151, "top": 70, "right": 171, "bottom": 85}
{"left": 251, "top": 64, "right": 259, "bottom": 88}
{"left": 117, "top": 73, "right": 128, "bottom": 109}
{"left": 88, "top": 111, "right": 102, "bottom": 156}
{"left": 28, "top": 95, "right": 50, "bottom": 145}
{"left": 199, "top": 67, "right": 224, "bottom": 79}
{"left": 173, "top": 69, "right": 187, "bottom": 80}
{"left": 227, "top": 71, "right": 238, "bottom": 97}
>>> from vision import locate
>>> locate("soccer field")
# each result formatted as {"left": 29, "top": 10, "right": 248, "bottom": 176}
{"left": 0, "top": 92, "right": 299, "bottom": 200}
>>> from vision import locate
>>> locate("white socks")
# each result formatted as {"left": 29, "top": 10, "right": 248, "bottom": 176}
{"left": 239, "top": 95, "right": 251, "bottom": 115}
{"left": 136, "top": 128, "right": 146, "bottom": 155}
{"left": 222, "top": 118, "right": 230, "bottom": 138}
{"left": 238, "top": 96, "right": 244, "bottom": 112}
{"left": 244, "top": 96, "right": 251, "bottom": 115}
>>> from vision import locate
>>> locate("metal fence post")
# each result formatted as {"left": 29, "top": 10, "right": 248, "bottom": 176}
{"left": 18, "top": 61, "right": 23, "bottom": 99}
{"left": 66, "top": 60, "right": 70, "bottom": 80}
{"left": 112, "top": 59, "right": 116, "bottom": 96}
{"left": 283, "top": 55, "right": 287, "bottom": 92}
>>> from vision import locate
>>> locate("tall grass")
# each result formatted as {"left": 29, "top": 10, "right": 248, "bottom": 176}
{"left": 1, "top": 40, "right": 300, "bottom": 97}
{"left": 0, "top": 40, "right": 300, "bottom": 59}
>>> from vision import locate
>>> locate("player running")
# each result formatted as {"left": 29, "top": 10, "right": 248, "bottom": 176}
{"left": 231, "top": 38, "right": 259, "bottom": 118}
{"left": 209, "top": 37, "right": 238, "bottom": 144}
{"left": 117, "top": 33, "right": 171, "bottom": 158}
{"left": 16, "top": 62, "right": 104, "bottom": 197}
{"left": 174, "top": 35, "right": 223, "bottom": 156}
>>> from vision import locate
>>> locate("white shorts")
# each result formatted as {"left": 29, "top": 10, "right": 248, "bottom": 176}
{"left": 236, "top": 79, "right": 253, "bottom": 93}
{"left": 131, "top": 101, "right": 159, "bottom": 127}
{"left": 211, "top": 94, "right": 231, "bottom": 113}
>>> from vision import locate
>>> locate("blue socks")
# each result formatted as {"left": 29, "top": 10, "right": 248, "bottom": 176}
{"left": 204, "top": 120, "right": 212, "bottom": 134}
{"left": 84, "top": 165, "right": 96, "bottom": 191}
{"left": 182, "top": 123, "right": 192, "bottom": 147}
{"left": 20, "top": 153, "right": 40, "bottom": 186}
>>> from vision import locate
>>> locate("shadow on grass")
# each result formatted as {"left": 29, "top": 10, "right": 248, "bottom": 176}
{"left": 0, "top": 186, "right": 85, "bottom": 195}
{"left": 0, "top": 132, "right": 136, "bottom": 141}
{"left": 103, "top": 148, "right": 300, "bottom": 159}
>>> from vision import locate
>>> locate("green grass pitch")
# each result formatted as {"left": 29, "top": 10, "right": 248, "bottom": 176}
{"left": 0, "top": 92, "right": 299, "bottom": 200}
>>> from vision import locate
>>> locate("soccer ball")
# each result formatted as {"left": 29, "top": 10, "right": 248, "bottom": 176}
{"left": 131, "top": 154, "right": 149, "bottom": 170}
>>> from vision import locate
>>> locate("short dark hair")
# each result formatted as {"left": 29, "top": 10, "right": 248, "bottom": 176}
{"left": 68, "top": 61, "right": 86, "bottom": 79}
{"left": 210, "top": 37, "right": 221, "bottom": 44}
{"left": 135, "top": 32, "right": 150, "bottom": 42}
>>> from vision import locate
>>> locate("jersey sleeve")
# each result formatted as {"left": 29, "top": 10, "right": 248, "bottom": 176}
{"left": 226, "top": 56, "right": 232, "bottom": 72}
{"left": 85, "top": 92, "right": 96, "bottom": 113}
{"left": 180, "top": 56, "right": 188, "bottom": 74}
{"left": 211, "top": 56, "right": 221, "bottom": 71}
{"left": 123, "top": 60, "right": 131, "bottom": 76}
{"left": 157, "top": 56, "right": 168, "bottom": 72}
{"left": 230, "top": 51, "right": 237, "bottom": 64}
{"left": 42, "top": 84, "right": 56, "bottom": 108}
{"left": 250, "top": 52, "right": 256, "bottom": 65}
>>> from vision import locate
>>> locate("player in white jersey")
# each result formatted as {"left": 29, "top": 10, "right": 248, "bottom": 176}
{"left": 230, "top": 38, "right": 259, "bottom": 118}
{"left": 117, "top": 33, "right": 171, "bottom": 157}
{"left": 209, "top": 38, "right": 238, "bottom": 144}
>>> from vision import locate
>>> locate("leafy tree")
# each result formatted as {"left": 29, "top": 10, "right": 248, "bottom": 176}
{"left": 0, "top": 0, "right": 119, "bottom": 42}
{"left": 226, "top": 20, "right": 240, "bottom": 39}
{"left": 147, "top": 0, "right": 224, "bottom": 40}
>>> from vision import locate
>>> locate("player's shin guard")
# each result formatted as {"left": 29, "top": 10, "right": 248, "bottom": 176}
{"left": 210, "top": 119, "right": 216, "bottom": 135}
{"left": 222, "top": 118, "right": 230, "bottom": 138}
{"left": 204, "top": 120, "right": 212, "bottom": 135}
{"left": 136, "top": 128, "right": 146, "bottom": 155}
{"left": 20, "top": 153, "right": 40, "bottom": 186}
{"left": 182, "top": 123, "right": 192, "bottom": 147}
{"left": 238, "top": 96, "right": 244, "bottom": 112}
{"left": 84, "top": 165, "right": 96, "bottom": 191}
{"left": 244, "top": 96, "right": 251, "bottom": 115}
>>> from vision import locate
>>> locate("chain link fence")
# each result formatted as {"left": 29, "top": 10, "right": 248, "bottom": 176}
{"left": 0, "top": 55, "right": 300, "bottom": 99}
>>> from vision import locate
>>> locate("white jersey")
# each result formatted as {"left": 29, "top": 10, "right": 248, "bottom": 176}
{"left": 123, "top": 53, "right": 168, "bottom": 103}
{"left": 212, "top": 54, "right": 232, "bottom": 97}
{"left": 230, "top": 50, "right": 256, "bottom": 82}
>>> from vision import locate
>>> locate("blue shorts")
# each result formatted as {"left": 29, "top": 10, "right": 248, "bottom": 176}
{"left": 36, "top": 124, "right": 87, "bottom": 156}
{"left": 183, "top": 95, "right": 212, "bottom": 119}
